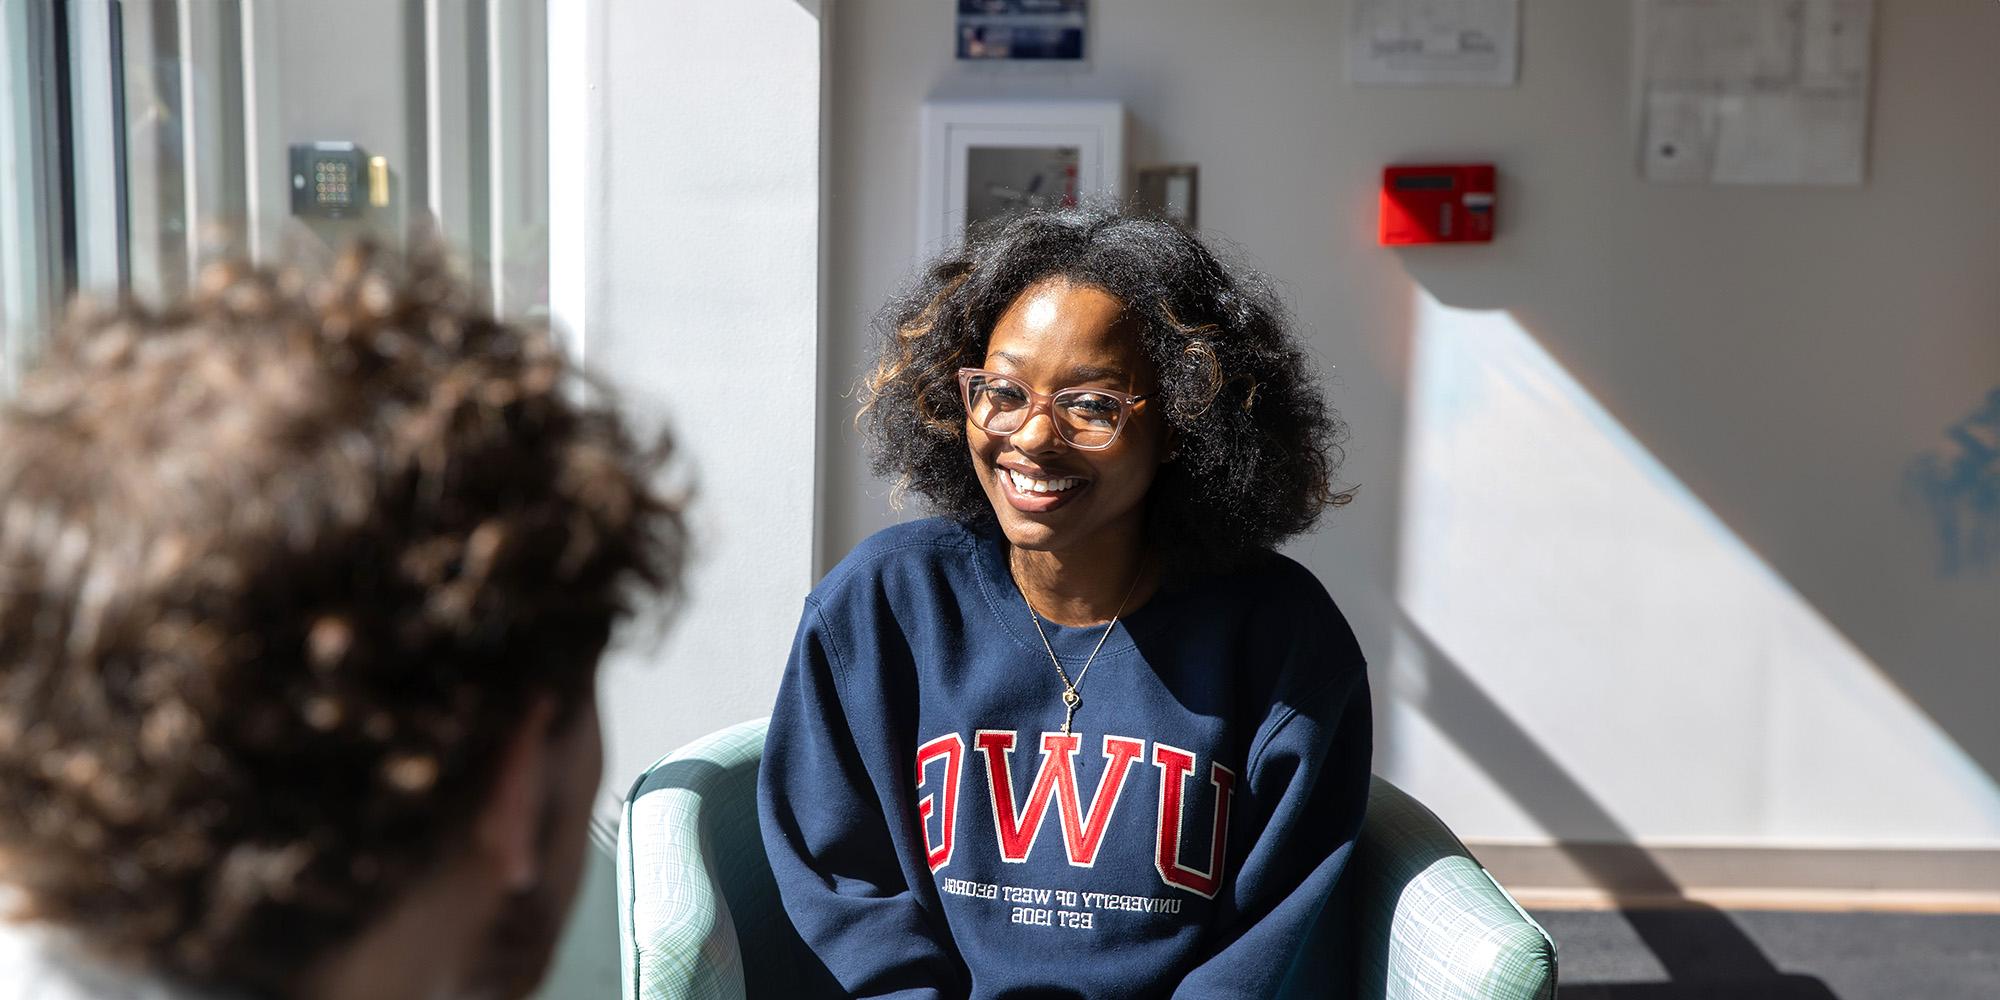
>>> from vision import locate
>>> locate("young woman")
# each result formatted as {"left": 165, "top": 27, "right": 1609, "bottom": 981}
{"left": 759, "top": 206, "right": 1370, "bottom": 999}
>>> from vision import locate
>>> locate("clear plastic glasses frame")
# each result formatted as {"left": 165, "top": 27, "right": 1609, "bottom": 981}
{"left": 956, "top": 367, "right": 1152, "bottom": 451}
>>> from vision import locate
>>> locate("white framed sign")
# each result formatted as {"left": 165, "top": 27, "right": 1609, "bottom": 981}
{"left": 956, "top": 0, "right": 1088, "bottom": 62}
{"left": 917, "top": 100, "right": 1124, "bottom": 253}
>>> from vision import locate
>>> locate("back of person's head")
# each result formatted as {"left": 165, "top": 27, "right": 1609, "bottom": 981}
{"left": 0, "top": 246, "right": 685, "bottom": 997}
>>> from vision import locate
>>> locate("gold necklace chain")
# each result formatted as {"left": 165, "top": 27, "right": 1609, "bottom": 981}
{"left": 1023, "top": 566, "right": 1144, "bottom": 736}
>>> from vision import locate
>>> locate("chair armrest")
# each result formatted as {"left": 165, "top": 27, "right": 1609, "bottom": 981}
{"left": 1354, "top": 777, "right": 1558, "bottom": 1000}
{"left": 616, "top": 718, "right": 770, "bottom": 1000}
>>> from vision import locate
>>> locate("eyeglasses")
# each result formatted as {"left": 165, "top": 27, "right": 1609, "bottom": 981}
{"left": 956, "top": 367, "right": 1151, "bottom": 451}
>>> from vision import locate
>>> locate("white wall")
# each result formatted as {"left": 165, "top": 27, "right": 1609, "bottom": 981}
{"left": 822, "top": 0, "right": 2000, "bottom": 848}
{"left": 556, "top": 0, "right": 822, "bottom": 812}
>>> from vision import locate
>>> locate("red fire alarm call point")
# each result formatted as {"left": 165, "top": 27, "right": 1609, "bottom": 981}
{"left": 1379, "top": 164, "right": 1496, "bottom": 245}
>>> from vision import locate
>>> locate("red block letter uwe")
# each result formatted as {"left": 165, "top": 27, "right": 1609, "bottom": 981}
{"left": 916, "top": 733, "right": 963, "bottom": 871}
{"left": 1152, "top": 743, "right": 1235, "bottom": 898}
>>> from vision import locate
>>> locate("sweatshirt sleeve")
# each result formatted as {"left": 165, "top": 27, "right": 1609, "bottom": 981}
{"left": 758, "top": 598, "right": 969, "bottom": 1000}
{"left": 1173, "top": 629, "right": 1373, "bottom": 999}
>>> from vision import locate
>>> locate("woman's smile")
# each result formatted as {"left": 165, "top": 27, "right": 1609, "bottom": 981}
{"left": 995, "top": 462, "right": 1090, "bottom": 513}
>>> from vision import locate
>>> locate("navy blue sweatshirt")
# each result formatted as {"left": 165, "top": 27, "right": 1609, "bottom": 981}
{"left": 758, "top": 518, "right": 1372, "bottom": 999}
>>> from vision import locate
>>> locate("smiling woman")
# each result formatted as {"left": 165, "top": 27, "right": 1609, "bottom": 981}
{"left": 759, "top": 204, "right": 1372, "bottom": 999}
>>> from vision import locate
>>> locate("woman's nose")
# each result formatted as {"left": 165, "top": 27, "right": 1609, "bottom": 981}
{"left": 1010, "top": 404, "right": 1066, "bottom": 454}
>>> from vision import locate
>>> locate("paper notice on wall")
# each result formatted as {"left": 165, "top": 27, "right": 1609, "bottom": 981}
{"left": 1636, "top": 0, "right": 1872, "bottom": 185}
{"left": 1347, "top": 0, "right": 1520, "bottom": 86}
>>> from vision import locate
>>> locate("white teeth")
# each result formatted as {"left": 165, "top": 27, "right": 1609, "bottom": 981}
{"left": 1006, "top": 469, "right": 1081, "bottom": 494}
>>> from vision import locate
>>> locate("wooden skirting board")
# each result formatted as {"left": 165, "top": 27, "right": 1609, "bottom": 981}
{"left": 1465, "top": 841, "right": 2000, "bottom": 914}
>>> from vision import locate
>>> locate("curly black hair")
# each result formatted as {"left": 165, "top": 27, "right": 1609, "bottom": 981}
{"left": 858, "top": 204, "right": 1350, "bottom": 571}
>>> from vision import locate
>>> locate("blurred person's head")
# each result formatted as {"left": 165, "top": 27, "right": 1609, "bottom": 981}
{"left": 0, "top": 246, "right": 686, "bottom": 999}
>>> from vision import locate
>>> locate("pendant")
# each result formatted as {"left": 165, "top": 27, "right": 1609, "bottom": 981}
{"left": 1062, "top": 688, "right": 1081, "bottom": 735}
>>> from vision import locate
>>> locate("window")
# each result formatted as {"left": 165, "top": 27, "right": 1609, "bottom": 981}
{"left": 0, "top": 0, "right": 548, "bottom": 392}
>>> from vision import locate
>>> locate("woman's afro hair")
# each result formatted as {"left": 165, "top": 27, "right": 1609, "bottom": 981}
{"left": 858, "top": 203, "right": 1351, "bottom": 571}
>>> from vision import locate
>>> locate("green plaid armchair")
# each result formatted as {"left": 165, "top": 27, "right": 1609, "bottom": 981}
{"left": 616, "top": 718, "right": 1555, "bottom": 1000}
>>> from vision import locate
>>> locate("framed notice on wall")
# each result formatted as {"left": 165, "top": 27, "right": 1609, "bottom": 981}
{"left": 956, "top": 1, "right": 1088, "bottom": 61}
{"left": 1347, "top": 0, "right": 1520, "bottom": 86}
{"left": 1636, "top": 0, "right": 1873, "bottom": 185}
{"left": 917, "top": 101, "right": 1125, "bottom": 253}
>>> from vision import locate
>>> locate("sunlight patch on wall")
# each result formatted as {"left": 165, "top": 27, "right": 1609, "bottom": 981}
{"left": 1390, "top": 287, "right": 2000, "bottom": 848}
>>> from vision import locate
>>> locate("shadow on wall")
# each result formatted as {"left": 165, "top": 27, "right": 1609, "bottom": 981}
{"left": 1397, "top": 614, "right": 1837, "bottom": 999}
{"left": 1373, "top": 276, "right": 2000, "bottom": 995}
{"left": 1385, "top": 283, "right": 2000, "bottom": 846}
{"left": 1380, "top": 277, "right": 2000, "bottom": 847}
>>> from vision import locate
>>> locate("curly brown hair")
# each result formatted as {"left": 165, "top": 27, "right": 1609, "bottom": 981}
{"left": 0, "top": 246, "right": 685, "bottom": 994}
{"left": 858, "top": 204, "right": 1350, "bottom": 571}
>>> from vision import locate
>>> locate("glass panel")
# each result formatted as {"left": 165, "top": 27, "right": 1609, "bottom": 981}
{"left": 0, "top": 0, "right": 65, "bottom": 391}
{"left": 965, "top": 144, "right": 1080, "bottom": 232}
{"left": 120, "top": 0, "right": 192, "bottom": 303}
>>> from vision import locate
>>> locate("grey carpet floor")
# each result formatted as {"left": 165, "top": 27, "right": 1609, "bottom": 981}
{"left": 1530, "top": 907, "right": 2000, "bottom": 1000}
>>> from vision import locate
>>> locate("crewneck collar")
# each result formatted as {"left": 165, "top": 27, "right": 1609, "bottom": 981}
{"left": 961, "top": 518, "right": 1190, "bottom": 661}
